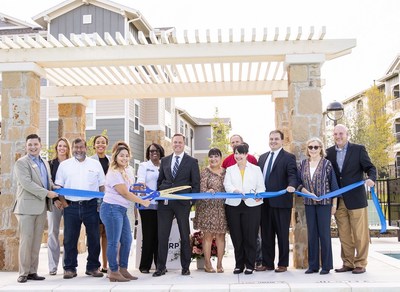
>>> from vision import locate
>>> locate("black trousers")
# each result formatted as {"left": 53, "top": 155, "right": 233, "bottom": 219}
{"left": 225, "top": 202, "right": 261, "bottom": 270}
{"left": 156, "top": 201, "right": 191, "bottom": 270}
{"left": 138, "top": 209, "right": 158, "bottom": 270}
{"left": 261, "top": 201, "right": 291, "bottom": 267}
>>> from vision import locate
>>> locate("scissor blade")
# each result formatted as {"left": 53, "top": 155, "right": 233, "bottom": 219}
{"left": 159, "top": 193, "right": 191, "bottom": 200}
{"left": 159, "top": 185, "right": 191, "bottom": 195}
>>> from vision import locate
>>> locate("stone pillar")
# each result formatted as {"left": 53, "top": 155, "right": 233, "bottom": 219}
{"left": 286, "top": 61, "right": 324, "bottom": 269}
{"left": 145, "top": 130, "right": 172, "bottom": 154}
{"left": 57, "top": 101, "right": 87, "bottom": 141}
{"left": 0, "top": 71, "right": 41, "bottom": 271}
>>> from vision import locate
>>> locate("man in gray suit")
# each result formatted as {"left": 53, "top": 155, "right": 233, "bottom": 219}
{"left": 13, "top": 134, "right": 59, "bottom": 283}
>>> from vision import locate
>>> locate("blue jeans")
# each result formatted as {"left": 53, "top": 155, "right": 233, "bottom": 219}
{"left": 63, "top": 199, "right": 100, "bottom": 272}
{"left": 100, "top": 202, "right": 132, "bottom": 272}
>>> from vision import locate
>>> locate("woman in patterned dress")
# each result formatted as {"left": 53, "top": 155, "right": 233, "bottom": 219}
{"left": 193, "top": 148, "right": 228, "bottom": 273}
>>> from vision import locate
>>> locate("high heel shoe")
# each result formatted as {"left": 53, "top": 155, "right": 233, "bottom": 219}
{"left": 204, "top": 266, "right": 216, "bottom": 273}
{"left": 217, "top": 267, "right": 224, "bottom": 273}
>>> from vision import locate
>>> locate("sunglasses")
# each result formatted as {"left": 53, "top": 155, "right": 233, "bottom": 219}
{"left": 308, "top": 145, "right": 320, "bottom": 150}
{"left": 149, "top": 149, "right": 159, "bottom": 153}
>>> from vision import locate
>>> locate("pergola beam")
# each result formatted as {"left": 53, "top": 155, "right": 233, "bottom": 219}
{"left": 0, "top": 39, "right": 356, "bottom": 68}
{"left": 41, "top": 80, "right": 288, "bottom": 99}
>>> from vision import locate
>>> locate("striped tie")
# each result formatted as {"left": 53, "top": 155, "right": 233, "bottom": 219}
{"left": 172, "top": 156, "right": 180, "bottom": 178}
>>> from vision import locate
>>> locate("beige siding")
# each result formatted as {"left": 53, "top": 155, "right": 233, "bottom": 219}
{"left": 142, "top": 98, "right": 158, "bottom": 124}
{"left": 48, "top": 100, "right": 59, "bottom": 119}
{"left": 97, "top": 100, "right": 124, "bottom": 116}
{"left": 39, "top": 99, "right": 48, "bottom": 144}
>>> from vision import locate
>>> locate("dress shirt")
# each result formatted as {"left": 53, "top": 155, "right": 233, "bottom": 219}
{"left": 335, "top": 142, "right": 348, "bottom": 172}
{"left": 170, "top": 152, "right": 184, "bottom": 174}
{"left": 262, "top": 147, "right": 282, "bottom": 177}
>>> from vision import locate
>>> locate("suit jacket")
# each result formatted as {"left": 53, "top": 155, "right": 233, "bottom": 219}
{"left": 157, "top": 153, "right": 200, "bottom": 200}
{"left": 13, "top": 155, "right": 53, "bottom": 215}
{"left": 258, "top": 149, "right": 298, "bottom": 208}
{"left": 224, "top": 162, "right": 265, "bottom": 207}
{"left": 326, "top": 142, "right": 376, "bottom": 210}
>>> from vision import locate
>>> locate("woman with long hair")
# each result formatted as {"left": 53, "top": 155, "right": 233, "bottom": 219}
{"left": 47, "top": 137, "right": 71, "bottom": 275}
{"left": 100, "top": 143, "right": 151, "bottom": 282}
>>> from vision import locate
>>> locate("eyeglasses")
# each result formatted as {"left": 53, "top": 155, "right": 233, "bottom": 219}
{"left": 149, "top": 149, "right": 159, "bottom": 153}
{"left": 307, "top": 145, "right": 320, "bottom": 150}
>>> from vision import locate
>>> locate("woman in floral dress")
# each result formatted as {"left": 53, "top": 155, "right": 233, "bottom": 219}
{"left": 193, "top": 148, "right": 228, "bottom": 273}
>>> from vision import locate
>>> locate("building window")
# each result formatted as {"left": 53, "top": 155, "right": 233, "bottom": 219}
{"left": 396, "top": 153, "right": 400, "bottom": 178}
{"left": 134, "top": 159, "right": 140, "bottom": 178}
{"left": 134, "top": 102, "right": 140, "bottom": 134}
{"left": 356, "top": 100, "right": 363, "bottom": 113}
{"left": 179, "top": 120, "right": 184, "bottom": 135}
{"left": 395, "top": 119, "right": 400, "bottom": 143}
{"left": 393, "top": 84, "right": 399, "bottom": 99}
{"left": 165, "top": 125, "right": 172, "bottom": 139}
{"left": 85, "top": 100, "right": 96, "bottom": 130}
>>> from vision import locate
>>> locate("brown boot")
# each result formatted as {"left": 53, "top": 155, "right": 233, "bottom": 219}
{"left": 119, "top": 268, "right": 138, "bottom": 280}
{"left": 108, "top": 271, "right": 129, "bottom": 282}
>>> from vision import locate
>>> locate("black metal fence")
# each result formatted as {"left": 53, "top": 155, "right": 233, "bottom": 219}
{"left": 374, "top": 178, "right": 400, "bottom": 226}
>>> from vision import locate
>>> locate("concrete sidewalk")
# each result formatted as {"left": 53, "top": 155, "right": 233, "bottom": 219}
{"left": 1, "top": 237, "right": 400, "bottom": 291}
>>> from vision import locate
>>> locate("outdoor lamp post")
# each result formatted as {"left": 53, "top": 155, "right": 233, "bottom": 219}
{"left": 326, "top": 100, "right": 344, "bottom": 126}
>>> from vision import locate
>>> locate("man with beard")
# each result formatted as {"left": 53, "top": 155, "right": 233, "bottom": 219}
{"left": 55, "top": 138, "right": 105, "bottom": 279}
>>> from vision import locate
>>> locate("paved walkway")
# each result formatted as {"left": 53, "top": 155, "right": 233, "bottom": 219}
{"left": 1, "top": 237, "right": 400, "bottom": 291}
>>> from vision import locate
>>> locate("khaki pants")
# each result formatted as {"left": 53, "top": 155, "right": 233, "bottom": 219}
{"left": 335, "top": 199, "right": 369, "bottom": 268}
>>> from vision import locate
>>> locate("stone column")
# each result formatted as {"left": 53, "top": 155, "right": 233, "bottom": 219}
{"left": 57, "top": 98, "right": 87, "bottom": 141}
{"left": 55, "top": 98, "right": 87, "bottom": 252}
{"left": 286, "top": 59, "right": 324, "bottom": 269}
{"left": 0, "top": 71, "right": 41, "bottom": 271}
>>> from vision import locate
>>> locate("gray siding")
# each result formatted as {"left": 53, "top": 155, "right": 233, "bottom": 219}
{"left": 48, "top": 118, "right": 125, "bottom": 150}
{"left": 49, "top": 4, "right": 125, "bottom": 37}
{"left": 129, "top": 120, "right": 144, "bottom": 162}
{"left": 194, "top": 126, "right": 211, "bottom": 150}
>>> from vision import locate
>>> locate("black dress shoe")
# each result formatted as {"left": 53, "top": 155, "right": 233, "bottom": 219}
{"left": 334, "top": 266, "right": 354, "bottom": 273}
{"left": 244, "top": 268, "right": 253, "bottom": 275}
{"left": 27, "top": 273, "right": 45, "bottom": 280}
{"left": 152, "top": 269, "right": 166, "bottom": 277}
{"left": 181, "top": 268, "right": 191, "bottom": 275}
{"left": 305, "top": 268, "right": 319, "bottom": 274}
{"left": 320, "top": 269, "right": 330, "bottom": 275}
{"left": 140, "top": 269, "right": 150, "bottom": 274}
{"left": 233, "top": 268, "right": 243, "bottom": 274}
{"left": 17, "top": 276, "right": 27, "bottom": 283}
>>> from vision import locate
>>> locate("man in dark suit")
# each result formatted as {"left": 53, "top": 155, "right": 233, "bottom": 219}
{"left": 256, "top": 130, "right": 298, "bottom": 273}
{"left": 153, "top": 133, "right": 200, "bottom": 277}
{"left": 13, "top": 134, "right": 59, "bottom": 283}
{"left": 326, "top": 124, "right": 376, "bottom": 274}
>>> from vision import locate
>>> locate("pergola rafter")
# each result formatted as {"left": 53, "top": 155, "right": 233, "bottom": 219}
{"left": 0, "top": 26, "right": 356, "bottom": 99}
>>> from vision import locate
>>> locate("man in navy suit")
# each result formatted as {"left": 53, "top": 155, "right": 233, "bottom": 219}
{"left": 153, "top": 133, "right": 200, "bottom": 277}
{"left": 256, "top": 130, "right": 298, "bottom": 273}
{"left": 326, "top": 124, "right": 376, "bottom": 274}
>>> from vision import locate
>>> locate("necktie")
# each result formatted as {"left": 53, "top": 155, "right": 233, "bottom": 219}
{"left": 265, "top": 152, "right": 274, "bottom": 185}
{"left": 172, "top": 156, "right": 180, "bottom": 178}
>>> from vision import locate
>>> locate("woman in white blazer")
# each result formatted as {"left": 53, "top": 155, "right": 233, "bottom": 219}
{"left": 224, "top": 144, "right": 265, "bottom": 275}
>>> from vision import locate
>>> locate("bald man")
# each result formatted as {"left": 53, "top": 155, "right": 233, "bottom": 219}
{"left": 326, "top": 124, "right": 376, "bottom": 274}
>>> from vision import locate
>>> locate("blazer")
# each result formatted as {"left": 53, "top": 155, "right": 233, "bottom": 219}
{"left": 326, "top": 142, "right": 377, "bottom": 210}
{"left": 224, "top": 162, "right": 265, "bottom": 207}
{"left": 157, "top": 153, "right": 200, "bottom": 197}
{"left": 258, "top": 149, "right": 298, "bottom": 208}
{"left": 13, "top": 155, "right": 53, "bottom": 215}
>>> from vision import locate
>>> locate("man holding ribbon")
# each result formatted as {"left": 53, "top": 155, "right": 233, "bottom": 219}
{"left": 153, "top": 133, "right": 200, "bottom": 277}
{"left": 256, "top": 130, "right": 298, "bottom": 273}
{"left": 55, "top": 137, "right": 105, "bottom": 279}
{"left": 326, "top": 124, "right": 376, "bottom": 274}
{"left": 13, "top": 134, "right": 59, "bottom": 283}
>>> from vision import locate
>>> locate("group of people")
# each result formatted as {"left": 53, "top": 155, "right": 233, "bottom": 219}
{"left": 12, "top": 123, "right": 376, "bottom": 283}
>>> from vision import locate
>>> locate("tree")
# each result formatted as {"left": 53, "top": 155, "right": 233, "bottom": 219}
{"left": 209, "top": 108, "right": 231, "bottom": 155}
{"left": 346, "top": 85, "right": 395, "bottom": 178}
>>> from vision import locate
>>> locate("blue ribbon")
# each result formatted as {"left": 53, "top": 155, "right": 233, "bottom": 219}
{"left": 55, "top": 181, "right": 388, "bottom": 233}
{"left": 370, "top": 187, "right": 387, "bottom": 233}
